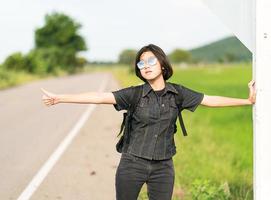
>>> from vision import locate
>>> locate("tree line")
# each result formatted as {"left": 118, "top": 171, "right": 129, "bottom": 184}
{"left": 118, "top": 49, "right": 191, "bottom": 66}
{"left": 0, "top": 12, "right": 250, "bottom": 76}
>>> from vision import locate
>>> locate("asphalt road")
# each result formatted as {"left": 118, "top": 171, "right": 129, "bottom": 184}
{"left": 0, "top": 72, "right": 123, "bottom": 200}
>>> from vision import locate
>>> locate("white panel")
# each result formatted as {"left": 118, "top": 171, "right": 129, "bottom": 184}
{"left": 254, "top": 0, "right": 271, "bottom": 199}
{"left": 200, "top": 0, "right": 254, "bottom": 52}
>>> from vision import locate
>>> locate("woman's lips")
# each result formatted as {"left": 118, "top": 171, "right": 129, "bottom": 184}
{"left": 145, "top": 71, "right": 152, "bottom": 74}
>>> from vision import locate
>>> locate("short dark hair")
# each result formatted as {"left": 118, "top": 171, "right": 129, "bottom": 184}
{"left": 135, "top": 44, "right": 173, "bottom": 82}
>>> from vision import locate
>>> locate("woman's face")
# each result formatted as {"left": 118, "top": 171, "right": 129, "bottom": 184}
{"left": 139, "top": 51, "right": 163, "bottom": 82}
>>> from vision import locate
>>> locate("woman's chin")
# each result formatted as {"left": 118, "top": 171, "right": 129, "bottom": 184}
{"left": 145, "top": 73, "right": 163, "bottom": 81}
{"left": 143, "top": 75, "right": 154, "bottom": 80}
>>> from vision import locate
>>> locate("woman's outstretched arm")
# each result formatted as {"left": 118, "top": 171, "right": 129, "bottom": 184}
{"left": 41, "top": 88, "right": 116, "bottom": 106}
{"left": 200, "top": 80, "right": 256, "bottom": 107}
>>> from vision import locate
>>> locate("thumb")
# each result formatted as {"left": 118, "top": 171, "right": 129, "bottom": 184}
{"left": 40, "top": 88, "right": 51, "bottom": 97}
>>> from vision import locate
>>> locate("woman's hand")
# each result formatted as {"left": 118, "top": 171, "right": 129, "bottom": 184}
{"left": 248, "top": 80, "right": 256, "bottom": 104}
{"left": 41, "top": 88, "right": 60, "bottom": 106}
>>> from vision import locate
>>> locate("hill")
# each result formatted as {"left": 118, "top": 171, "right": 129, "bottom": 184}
{"left": 189, "top": 36, "right": 252, "bottom": 62}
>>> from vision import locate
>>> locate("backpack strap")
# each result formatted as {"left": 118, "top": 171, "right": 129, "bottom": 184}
{"left": 129, "top": 85, "right": 143, "bottom": 116}
{"left": 117, "top": 112, "right": 127, "bottom": 137}
{"left": 117, "top": 84, "right": 143, "bottom": 137}
{"left": 170, "top": 83, "right": 188, "bottom": 136}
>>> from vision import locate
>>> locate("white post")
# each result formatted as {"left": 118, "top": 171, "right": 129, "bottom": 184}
{"left": 254, "top": 0, "right": 271, "bottom": 199}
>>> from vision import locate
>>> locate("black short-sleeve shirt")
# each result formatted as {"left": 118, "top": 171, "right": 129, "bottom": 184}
{"left": 112, "top": 81, "right": 204, "bottom": 160}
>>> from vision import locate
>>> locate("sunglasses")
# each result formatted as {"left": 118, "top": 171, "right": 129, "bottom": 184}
{"left": 137, "top": 56, "right": 158, "bottom": 70}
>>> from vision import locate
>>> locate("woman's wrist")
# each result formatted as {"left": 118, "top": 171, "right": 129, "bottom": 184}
{"left": 55, "top": 94, "right": 62, "bottom": 104}
{"left": 247, "top": 98, "right": 254, "bottom": 105}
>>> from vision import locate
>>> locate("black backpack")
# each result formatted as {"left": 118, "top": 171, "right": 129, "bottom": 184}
{"left": 116, "top": 82, "right": 187, "bottom": 153}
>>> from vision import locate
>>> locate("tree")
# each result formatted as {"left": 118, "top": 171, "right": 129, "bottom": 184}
{"left": 168, "top": 49, "right": 191, "bottom": 63}
{"left": 118, "top": 49, "right": 137, "bottom": 65}
{"left": 118, "top": 49, "right": 137, "bottom": 73}
{"left": 35, "top": 12, "right": 86, "bottom": 51}
{"left": 34, "top": 12, "right": 87, "bottom": 71}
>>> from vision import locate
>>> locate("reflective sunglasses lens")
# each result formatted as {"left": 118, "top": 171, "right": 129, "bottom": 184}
{"left": 137, "top": 61, "right": 145, "bottom": 69}
{"left": 148, "top": 57, "right": 157, "bottom": 66}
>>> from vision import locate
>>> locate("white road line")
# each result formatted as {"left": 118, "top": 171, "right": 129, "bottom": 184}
{"left": 17, "top": 75, "right": 110, "bottom": 200}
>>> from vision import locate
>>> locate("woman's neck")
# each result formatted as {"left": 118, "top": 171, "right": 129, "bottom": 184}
{"left": 147, "top": 75, "right": 165, "bottom": 91}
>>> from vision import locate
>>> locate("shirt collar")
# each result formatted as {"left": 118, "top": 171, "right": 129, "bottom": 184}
{"left": 142, "top": 82, "right": 178, "bottom": 97}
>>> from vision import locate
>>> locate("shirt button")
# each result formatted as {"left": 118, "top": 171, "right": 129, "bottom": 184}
{"left": 161, "top": 104, "right": 165, "bottom": 107}
{"left": 154, "top": 134, "right": 158, "bottom": 137}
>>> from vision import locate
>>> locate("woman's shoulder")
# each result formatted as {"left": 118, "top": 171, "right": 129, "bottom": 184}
{"left": 120, "top": 83, "right": 145, "bottom": 91}
{"left": 166, "top": 81, "right": 183, "bottom": 86}
{"left": 113, "top": 83, "right": 145, "bottom": 98}
{"left": 166, "top": 82, "right": 185, "bottom": 91}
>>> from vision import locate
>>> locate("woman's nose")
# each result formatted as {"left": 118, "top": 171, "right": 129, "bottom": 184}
{"left": 143, "top": 63, "right": 151, "bottom": 69}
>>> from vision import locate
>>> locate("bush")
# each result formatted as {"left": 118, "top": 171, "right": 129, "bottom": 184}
{"left": 168, "top": 49, "right": 191, "bottom": 63}
{"left": 2, "top": 52, "right": 28, "bottom": 72}
{"left": 190, "top": 179, "right": 231, "bottom": 200}
{"left": 76, "top": 56, "right": 87, "bottom": 68}
{"left": 27, "top": 47, "right": 70, "bottom": 74}
{"left": 24, "top": 47, "right": 85, "bottom": 75}
{"left": 118, "top": 49, "right": 137, "bottom": 74}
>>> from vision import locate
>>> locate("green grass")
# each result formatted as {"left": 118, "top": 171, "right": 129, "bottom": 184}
{"left": 110, "top": 63, "right": 253, "bottom": 200}
{"left": 0, "top": 67, "right": 80, "bottom": 90}
{"left": 0, "top": 68, "right": 40, "bottom": 90}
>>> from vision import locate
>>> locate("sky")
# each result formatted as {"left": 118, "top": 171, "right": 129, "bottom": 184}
{"left": 0, "top": 0, "right": 233, "bottom": 62}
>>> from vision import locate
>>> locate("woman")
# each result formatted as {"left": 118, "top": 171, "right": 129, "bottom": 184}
{"left": 41, "top": 44, "right": 256, "bottom": 200}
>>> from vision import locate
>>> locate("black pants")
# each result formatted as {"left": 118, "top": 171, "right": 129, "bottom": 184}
{"left": 115, "top": 152, "right": 175, "bottom": 200}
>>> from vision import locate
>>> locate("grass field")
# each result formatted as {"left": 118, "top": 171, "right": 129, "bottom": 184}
{"left": 109, "top": 63, "right": 253, "bottom": 200}
{"left": 0, "top": 67, "right": 71, "bottom": 90}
